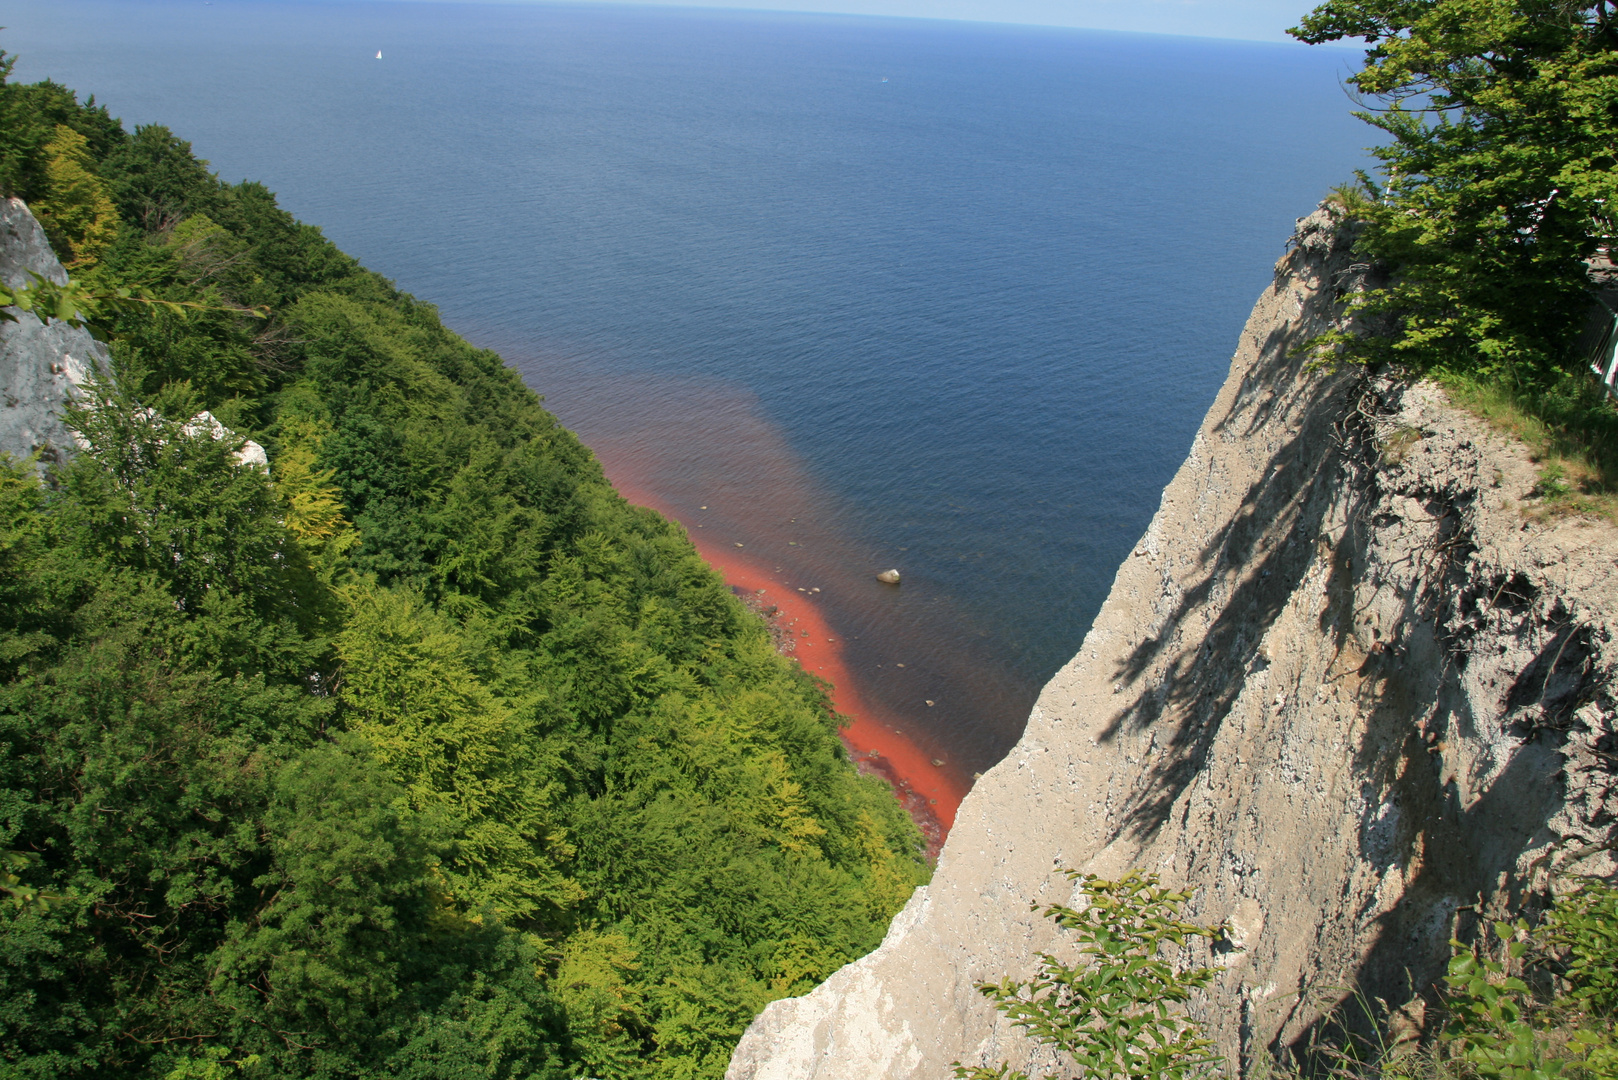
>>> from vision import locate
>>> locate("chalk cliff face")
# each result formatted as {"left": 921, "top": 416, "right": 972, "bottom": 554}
{"left": 0, "top": 196, "right": 109, "bottom": 465}
{"left": 727, "top": 209, "right": 1618, "bottom": 1079}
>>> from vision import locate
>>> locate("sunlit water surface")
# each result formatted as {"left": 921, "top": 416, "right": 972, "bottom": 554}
{"left": 9, "top": 0, "right": 1370, "bottom": 785}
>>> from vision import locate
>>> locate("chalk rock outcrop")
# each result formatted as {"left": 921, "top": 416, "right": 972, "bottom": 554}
{"left": 0, "top": 196, "right": 109, "bottom": 464}
{"left": 184, "top": 409, "right": 270, "bottom": 472}
{"left": 727, "top": 209, "right": 1618, "bottom": 1079}
{"left": 0, "top": 197, "right": 267, "bottom": 471}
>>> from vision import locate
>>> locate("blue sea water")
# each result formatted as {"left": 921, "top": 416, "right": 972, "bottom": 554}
{"left": 6, "top": 0, "right": 1371, "bottom": 777}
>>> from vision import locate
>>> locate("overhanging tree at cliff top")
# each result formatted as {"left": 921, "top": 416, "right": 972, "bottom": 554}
{"left": 1290, "top": 0, "right": 1618, "bottom": 385}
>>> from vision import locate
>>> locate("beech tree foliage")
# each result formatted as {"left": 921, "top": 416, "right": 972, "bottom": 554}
{"left": 0, "top": 46, "right": 926, "bottom": 1080}
{"left": 1290, "top": 0, "right": 1618, "bottom": 384}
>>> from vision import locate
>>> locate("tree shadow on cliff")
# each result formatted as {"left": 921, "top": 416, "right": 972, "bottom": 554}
{"left": 1097, "top": 230, "right": 1432, "bottom": 850}
{"left": 1085, "top": 228, "right": 1607, "bottom": 1072}
{"left": 1272, "top": 726, "right": 1568, "bottom": 1072}
{"left": 1267, "top": 494, "right": 1605, "bottom": 1068}
{"left": 1094, "top": 290, "right": 1361, "bottom": 846}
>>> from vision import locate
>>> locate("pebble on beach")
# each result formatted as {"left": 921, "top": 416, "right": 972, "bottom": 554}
{"left": 876, "top": 569, "right": 901, "bottom": 584}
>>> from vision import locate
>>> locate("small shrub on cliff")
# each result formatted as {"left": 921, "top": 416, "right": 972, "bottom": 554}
{"left": 1546, "top": 878, "right": 1618, "bottom": 1019}
{"left": 1280, "top": 881, "right": 1618, "bottom": 1080}
{"left": 954, "top": 869, "right": 1224, "bottom": 1080}
{"left": 1439, "top": 883, "right": 1618, "bottom": 1080}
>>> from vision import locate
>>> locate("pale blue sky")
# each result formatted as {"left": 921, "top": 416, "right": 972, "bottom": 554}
{"left": 441, "top": 0, "right": 1335, "bottom": 44}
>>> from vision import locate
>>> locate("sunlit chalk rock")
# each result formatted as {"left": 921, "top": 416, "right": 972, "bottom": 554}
{"left": 184, "top": 410, "right": 269, "bottom": 472}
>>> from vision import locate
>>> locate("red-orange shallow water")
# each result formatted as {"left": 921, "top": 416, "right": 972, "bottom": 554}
{"left": 500, "top": 358, "right": 1015, "bottom": 854}
{"left": 604, "top": 468, "right": 965, "bottom": 853}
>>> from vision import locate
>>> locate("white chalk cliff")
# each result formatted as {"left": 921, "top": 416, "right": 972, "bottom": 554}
{"left": 727, "top": 209, "right": 1618, "bottom": 1079}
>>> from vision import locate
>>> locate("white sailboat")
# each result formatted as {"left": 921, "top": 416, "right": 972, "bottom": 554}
{"left": 375, "top": 50, "right": 382, "bottom": 59}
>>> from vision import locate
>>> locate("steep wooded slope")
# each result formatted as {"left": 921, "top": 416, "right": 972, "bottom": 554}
{"left": 0, "top": 68, "right": 926, "bottom": 1079}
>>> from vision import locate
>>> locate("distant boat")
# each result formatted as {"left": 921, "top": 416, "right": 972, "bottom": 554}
{"left": 376, "top": 51, "right": 382, "bottom": 59}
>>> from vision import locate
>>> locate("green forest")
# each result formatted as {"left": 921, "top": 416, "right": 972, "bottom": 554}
{"left": 0, "top": 49, "right": 928, "bottom": 1080}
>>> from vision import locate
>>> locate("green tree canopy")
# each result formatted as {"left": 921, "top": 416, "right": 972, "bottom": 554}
{"left": 0, "top": 43, "right": 928, "bottom": 1080}
{"left": 1290, "top": 0, "right": 1618, "bottom": 384}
